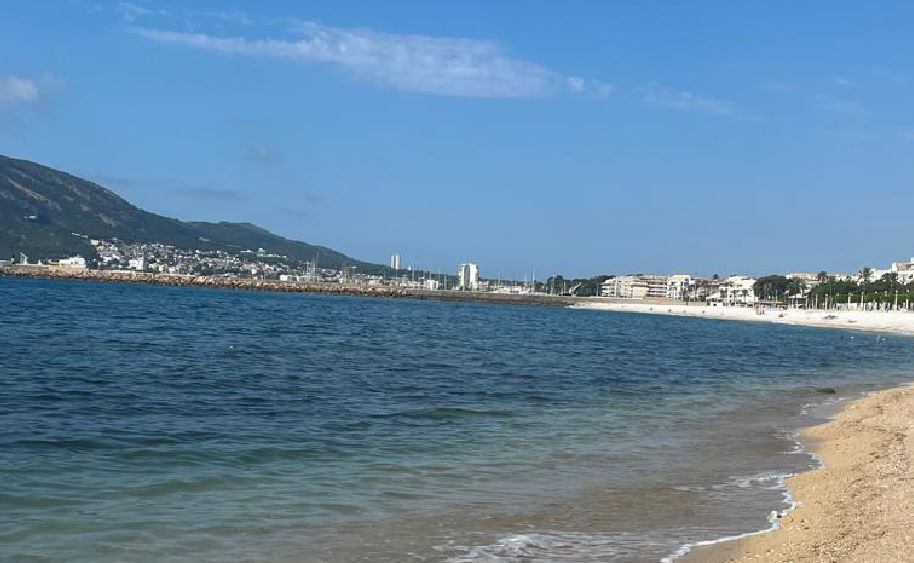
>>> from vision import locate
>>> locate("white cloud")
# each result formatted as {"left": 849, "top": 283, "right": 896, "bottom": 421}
{"left": 116, "top": 2, "right": 168, "bottom": 23}
{"left": 0, "top": 76, "right": 42, "bottom": 106}
{"left": 832, "top": 76, "right": 862, "bottom": 88}
{"left": 132, "top": 23, "right": 610, "bottom": 99}
{"left": 567, "top": 76, "right": 614, "bottom": 97}
{"left": 641, "top": 83, "right": 760, "bottom": 120}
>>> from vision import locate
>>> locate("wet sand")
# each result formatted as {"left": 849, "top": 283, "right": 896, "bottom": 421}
{"left": 683, "top": 384, "right": 914, "bottom": 562}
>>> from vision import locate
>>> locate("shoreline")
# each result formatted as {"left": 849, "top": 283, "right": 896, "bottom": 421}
{"left": 678, "top": 383, "right": 914, "bottom": 562}
{"left": 572, "top": 301, "right": 914, "bottom": 561}
{"left": 572, "top": 300, "right": 914, "bottom": 335}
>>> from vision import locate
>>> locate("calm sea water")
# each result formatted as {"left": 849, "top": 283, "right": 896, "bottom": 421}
{"left": 3, "top": 277, "right": 914, "bottom": 562}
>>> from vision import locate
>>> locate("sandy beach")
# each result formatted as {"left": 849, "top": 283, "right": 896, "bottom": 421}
{"left": 681, "top": 384, "right": 914, "bottom": 562}
{"left": 572, "top": 301, "right": 914, "bottom": 336}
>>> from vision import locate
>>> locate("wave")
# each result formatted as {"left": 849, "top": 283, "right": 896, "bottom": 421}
{"left": 662, "top": 429, "right": 824, "bottom": 562}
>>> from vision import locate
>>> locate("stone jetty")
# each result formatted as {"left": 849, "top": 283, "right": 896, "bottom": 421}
{"left": 0, "top": 266, "right": 587, "bottom": 307}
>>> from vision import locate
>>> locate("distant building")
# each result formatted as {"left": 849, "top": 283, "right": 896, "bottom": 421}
{"left": 57, "top": 256, "right": 87, "bottom": 269}
{"left": 457, "top": 263, "right": 479, "bottom": 291}
{"left": 390, "top": 253, "right": 401, "bottom": 270}
{"left": 128, "top": 258, "right": 145, "bottom": 271}
{"left": 423, "top": 279, "right": 440, "bottom": 291}
{"left": 493, "top": 284, "right": 532, "bottom": 294}
{"left": 717, "top": 275, "right": 757, "bottom": 306}
{"left": 666, "top": 274, "right": 693, "bottom": 301}
{"left": 601, "top": 274, "right": 668, "bottom": 299}
{"left": 888, "top": 258, "right": 914, "bottom": 283}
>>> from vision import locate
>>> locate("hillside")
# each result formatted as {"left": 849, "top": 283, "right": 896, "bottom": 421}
{"left": 0, "top": 154, "right": 387, "bottom": 273}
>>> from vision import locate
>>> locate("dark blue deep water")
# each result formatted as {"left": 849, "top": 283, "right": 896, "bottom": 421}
{"left": 3, "top": 277, "right": 914, "bottom": 562}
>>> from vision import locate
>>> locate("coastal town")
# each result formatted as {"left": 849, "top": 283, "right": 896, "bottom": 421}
{"left": 4, "top": 235, "right": 914, "bottom": 311}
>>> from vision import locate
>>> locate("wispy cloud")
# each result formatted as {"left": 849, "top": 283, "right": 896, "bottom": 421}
{"left": 641, "top": 83, "right": 760, "bottom": 120}
{"left": 116, "top": 1, "right": 168, "bottom": 23}
{"left": 244, "top": 145, "right": 282, "bottom": 166}
{"left": 832, "top": 76, "right": 862, "bottom": 88}
{"left": 0, "top": 76, "right": 42, "bottom": 106}
{"left": 0, "top": 74, "right": 61, "bottom": 109}
{"left": 131, "top": 22, "right": 610, "bottom": 99}
{"left": 567, "top": 76, "right": 614, "bottom": 97}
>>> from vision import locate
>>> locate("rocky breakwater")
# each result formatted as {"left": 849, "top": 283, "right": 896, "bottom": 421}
{"left": 0, "top": 266, "right": 412, "bottom": 298}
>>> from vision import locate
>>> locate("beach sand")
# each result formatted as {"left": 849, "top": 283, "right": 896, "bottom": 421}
{"left": 572, "top": 301, "right": 914, "bottom": 336}
{"left": 681, "top": 384, "right": 914, "bottom": 562}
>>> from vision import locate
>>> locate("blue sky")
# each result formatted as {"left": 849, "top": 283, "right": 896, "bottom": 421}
{"left": 2, "top": 1, "right": 914, "bottom": 278}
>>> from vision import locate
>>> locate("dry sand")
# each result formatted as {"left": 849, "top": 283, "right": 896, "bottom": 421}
{"left": 680, "top": 385, "right": 914, "bottom": 562}
{"left": 572, "top": 301, "right": 914, "bottom": 336}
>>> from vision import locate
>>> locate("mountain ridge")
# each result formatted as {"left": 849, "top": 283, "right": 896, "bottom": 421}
{"left": 0, "top": 154, "right": 388, "bottom": 273}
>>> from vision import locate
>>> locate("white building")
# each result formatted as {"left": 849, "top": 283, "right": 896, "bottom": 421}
{"left": 57, "top": 256, "right": 87, "bottom": 269}
{"left": 888, "top": 258, "right": 914, "bottom": 283}
{"left": 666, "top": 274, "right": 693, "bottom": 301}
{"left": 718, "top": 275, "right": 757, "bottom": 306}
{"left": 457, "top": 263, "right": 479, "bottom": 291}
{"left": 390, "top": 253, "right": 401, "bottom": 270}
{"left": 423, "top": 279, "right": 440, "bottom": 291}
{"left": 601, "top": 274, "right": 669, "bottom": 299}
{"left": 128, "top": 258, "right": 146, "bottom": 271}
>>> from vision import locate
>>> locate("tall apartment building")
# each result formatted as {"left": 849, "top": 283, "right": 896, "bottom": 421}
{"left": 457, "top": 263, "right": 479, "bottom": 291}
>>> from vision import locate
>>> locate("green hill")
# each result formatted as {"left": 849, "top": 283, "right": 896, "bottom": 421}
{"left": 0, "top": 154, "right": 388, "bottom": 273}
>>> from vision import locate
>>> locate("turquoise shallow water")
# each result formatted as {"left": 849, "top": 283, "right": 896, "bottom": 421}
{"left": 2, "top": 276, "right": 914, "bottom": 562}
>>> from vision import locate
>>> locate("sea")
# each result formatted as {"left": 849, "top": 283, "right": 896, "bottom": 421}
{"left": 3, "top": 276, "right": 914, "bottom": 562}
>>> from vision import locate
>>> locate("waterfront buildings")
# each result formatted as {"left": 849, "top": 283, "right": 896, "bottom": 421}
{"left": 870, "top": 258, "right": 914, "bottom": 284}
{"left": 599, "top": 273, "right": 760, "bottom": 305}
{"left": 457, "top": 263, "right": 479, "bottom": 291}
{"left": 717, "top": 275, "right": 757, "bottom": 306}
{"left": 56, "top": 256, "right": 87, "bottom": 269}
{"left": 601, "top": 274, "right": 669, "bottom": 299}
{"left": 666, "top": 274, "right": 693, "bottom": 301}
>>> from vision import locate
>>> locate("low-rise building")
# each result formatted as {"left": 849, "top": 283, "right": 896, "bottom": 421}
{"left": 57, "top": 256, "right": 87, "bottom": 269}
{"left": 717, "top": 275, "right": 757, "bottom": 306}
{"left": 601, "top": 274, "right": 669, "bottom": 299}
{"left": 889, "top": 258, "right": 914, "bottom": 283}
